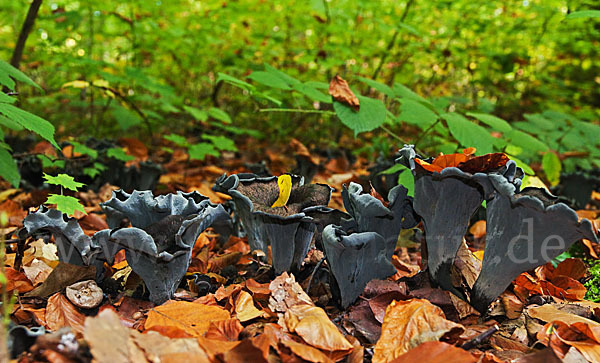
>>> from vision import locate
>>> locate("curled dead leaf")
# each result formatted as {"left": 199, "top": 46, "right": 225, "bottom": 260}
{"left": 284, "top": 304, "right": 353, "bottom": 352}
{"left": 372, "top": 299, "right": 464, "bottom": 363}
{"left": 328, "top": 75, "right": 359, "bottom": 111}
{"left": 235, "top": 290, "right": 263, "bottom": 322}
{"left": 269, "top": 272, "right": 313, "bottom": 313}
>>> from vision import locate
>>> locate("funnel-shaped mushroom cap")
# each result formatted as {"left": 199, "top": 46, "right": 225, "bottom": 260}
{"left": 341, "top": 182, "right": 419, "bottom": 259}
{"left": 95, "top": 190, "right": 229, "bottom": 304}
{"left": 23, "top": 206, "right": 103, "bottom": 271}
{"left": 322, "top": 224, "right": 396, "bottom": 308}
{"left": 396, "top": 144, "right": 524, "bottom": 297}
{"left": 470, "top": 177, "right": 598, "bottom": 313}
{"left": 214, "top": 173, "right": 332, "bottom": 273}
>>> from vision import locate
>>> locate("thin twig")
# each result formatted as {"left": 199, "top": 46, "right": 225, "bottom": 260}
{"left": 413, "top": 119, "right": 441, "bottom": 149}
{"left": 259, "top": 108, "right": 336, "bottom": 115}
{"left": 306, "top": 257, "right": 326, "bottom": 293}
{"left": 461, "top": 324, "right": 499, "bottom": 350}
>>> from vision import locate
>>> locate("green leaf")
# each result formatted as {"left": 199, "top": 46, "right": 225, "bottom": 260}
{"left": 37, "top": 155, "right": 65, "bottom": 169}
{"left": 164, "top": 133, "right": 189, "bottom": 147}
{"left": 0, "top": 148, "right": 20, "bottom": 187}
{"left": 248, "top": 71, "right": 291, "bottom": 90}
{"left": 43, "top": 173, "right": 84, "bottom": 191}
{"left": 507, "top": 154, "right": 535, "bottom": 175}
{"left": 523, "top": 113, "right": 555, "bottom": 130}
{"left": 566, "top": 10, "right": 600, "bottom": 19}
{"left": 357, "top": 76, "right": 394, "bottom": 97}
{"left": 506, "top": 129, "right": 549, "bottom": 153}
{"left": 202, "top": 135, "right": 237, "bottom": 151}
{"left": 542, "top": 152, "right": 562, "bottom": 186}
{"left": 441, "top": 112, "right": 495, "bottom": 154}
{"left": 208, "top": 107, "right": 232, "bottom": 124}
{"left": 0, "top": 92, "right": 16, "bottom": 104}
{"left": 393, "top": 83, "right": 429, "bottom": 104}
{"left": 0, "top": 114, "right": 24, "bottom": 131}
{"left": 188, "top": 143, "right": 219, "bottom": 161}
{"left": 397, "top": 22, "right": 422, "bottom": 37}
{"left": 333, "top": 95, "right": 386, "bottom": 135}
{"left": 112, "top": 105, "right": 141, "bottom": 131}
{"left": 264, "top": 64, "right": 302, "bottom": 86}
{"left": 83, "top": 167, "right": 102, "bottom": 178}
{"left": 46, "top": 194, "right": 86, "bottom": 217}
{"left": 379, "top": 164, "right": 406, "bottom": 175}
{"left": 397, "top": 169, "right": 414, "bottom": 197}
{"left": 0, "top": 103, "right": 59, "bottom": 149}
{"left": 217, "top": 73, "right": 255, "bottom": 91}
{"left": 466, "top": 112, "right": 512, "bottom": 132}
{"left": 106, "top": 147, "right": 135, "bottom": 162}
{"left": 292, "top": 83, "right": 331, "bottom": 103}
{"left": 398, "top": 98, "right": 438, "bottom": 129}
{"left": 70, "top": 141, "right": 98, "bottom": 159}
{"left": 0, "top": 60, "right": 41, "bottom": 90}
{"left": 183, "top": 105, "right": 208, "bottom": 122}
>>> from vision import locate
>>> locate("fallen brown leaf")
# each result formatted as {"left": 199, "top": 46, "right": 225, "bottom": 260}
{"left": 145, "top": 301, "right": 230, "bottom": 337}
{"left": 391, "top": 341, "right": 477, "bottom": 363}
{"left": 328, "top": 75, "right": 359, "bottom": 111}
{"left": 284, "top": 304, "right": 353, "bottom": 352}
{"left": 45, "top": 293, "right": 86, "bottom": 334}
{"left": 372, "top": 299, "right": 465, "bottom": 363}
{"left": 235, "top": 290, "right": 263, "bottom": 322}
{"left": 269, "top": 272, "right": 313, "bottom": 313}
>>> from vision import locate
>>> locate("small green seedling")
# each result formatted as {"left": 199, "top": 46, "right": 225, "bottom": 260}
{"left": 43, "top": 173, "right": 86, "bottom": 216}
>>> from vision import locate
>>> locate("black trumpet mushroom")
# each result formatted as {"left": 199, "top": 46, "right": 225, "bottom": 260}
{"left": 322, "top": 224, "right": 397, "bottom": 308}
{"left": 96, "top": 190, "right": 229, "bottom": 304}
{"left": 23, "top": 206, "right": 104, "bottom": 277}
{"left": 320, "top": 182, "right": 417, "bottom": 308}
{"left": 22, "top": 190, "right": 229, "bottom": 305}
{"left": 341, "top": 182, "right": 419, "bottom": 253}
{"left": 397, "top": 144, "right": 523, "bottom": 298}
{"left": 213, "top": 173, "right": 333, "bottom": 273}
{"left": 470, "top": 175, "right": 598, "bottom": 313}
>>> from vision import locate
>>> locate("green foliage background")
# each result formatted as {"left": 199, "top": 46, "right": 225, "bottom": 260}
{"left": 1, "top": 0, "right": 599, "bottom": 185}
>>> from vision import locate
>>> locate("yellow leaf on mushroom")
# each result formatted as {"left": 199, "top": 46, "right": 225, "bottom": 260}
{"left": 271, "top": 174, "right": 292, "bottom": 208}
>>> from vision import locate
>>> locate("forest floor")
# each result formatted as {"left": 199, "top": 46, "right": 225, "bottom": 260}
{"left": 2, "top": 136, "right": 600, "bottom": 363}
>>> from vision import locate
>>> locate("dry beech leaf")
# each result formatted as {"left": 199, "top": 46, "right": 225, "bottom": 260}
{"left": 85, "top": 309, "right": 208, "bottom": 363}
{"left": 196, "top": 337, "right": 241, "bottom": 360}
{"left": 145, "top": 301, "right": 230, "bottom": 337}
{"left": 269, "top": 272, "right": 314, "bottom": 313}
{"left": 328, "top": 75, "right": 359, "bottom": 111}
{"left": 372, "top": 299, "right": 464, "bottom": 363}
{"left": 235, "top": 290, "right": 263, "bottom": 322}
{"left": 204, "top": 318, "right": 244, "bottom": 341}
{"left": 537, "top": 320, "right": 600, "bottom": 361}
{"left": 553, "top": 258, "right": 587, "bottom": 280}
{"left": 469, "top": 220, "right": 486, "bottom": 239}
{"left": 281, "top": 337, "right": 335, "bottom": 363}
{"left": 392, "top": 341, "right": 477, "bottom": 363}
{"left": 284, "top": 304, "right": 353, "bottom": 352}
{"left": 3, "top": 267, "right": 34, "bottom": 293}
{"left": 23, "top": 258, "right": 53, "bottom": 286}
{"left": 45, "top": 293, "right": 86, "bottom": 334}
{"left": 527, "top": 304, "right": 600, "bottom": 327}
{"left": 453, "top": 239, "right": 481, "bottom": 289}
